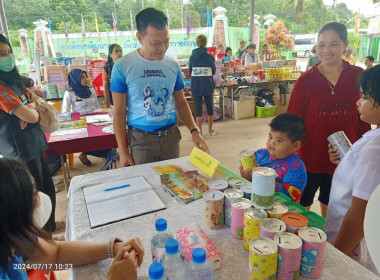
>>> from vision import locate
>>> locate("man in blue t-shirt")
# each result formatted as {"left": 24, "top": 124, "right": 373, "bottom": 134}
{"left": 111, "top": 8, "right": 208, "bottom": 166}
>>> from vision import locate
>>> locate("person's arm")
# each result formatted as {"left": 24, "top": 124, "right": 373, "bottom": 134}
{"left": 61, "top": 91, "right": 71, "bottom": 113}
{"left": 173, "top": 89, "right": 208, "bottom": 153}
{"left": 211, "top": 57, "right": 216, "bottom": 75}
{"left": 90, "top": 88, "right": 101, "bottom": 110}
{"left": 13, "top": 104, "right": 39, "bottom": 124}
{"left": 103, "top": 79, "right": 111, "bottom": 108}
{"left": 334, "top": 197, "right": 367, "bottom": 255}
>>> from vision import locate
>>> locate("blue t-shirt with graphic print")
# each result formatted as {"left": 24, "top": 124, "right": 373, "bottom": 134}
{"left": 110, "top": 50, "right": 184, "bottom": 132}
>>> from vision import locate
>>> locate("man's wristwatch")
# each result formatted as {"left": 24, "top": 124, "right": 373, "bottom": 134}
{"left": 190, "top": 127, "right": 200, "bottom": 135}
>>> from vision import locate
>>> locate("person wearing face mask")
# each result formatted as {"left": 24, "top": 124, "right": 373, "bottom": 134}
{"left": 287, "top": 22, "right": 370, "bottom": 218}
{"left": 0, "top": 34, "right": 57, "bottom": 233}
{"left": 111, "top": 8, "right": 208, "bottom": 167}
{"left": 103, "top": 44, "right": 123, "bottom": 108}
{"left": 62, "top": 69, "right": 104, "bottom": 166}
{"left": 0, "top": 157, "right": 144, "bottom": 280}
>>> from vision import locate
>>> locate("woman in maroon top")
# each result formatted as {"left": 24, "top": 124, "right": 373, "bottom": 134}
{"left": 287, "top": 22, "right": 370, "bottom": 217}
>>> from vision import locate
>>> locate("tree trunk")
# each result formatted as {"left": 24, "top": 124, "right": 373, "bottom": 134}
{"left": 295, "top": 0, "right": 303, "bottom": 25}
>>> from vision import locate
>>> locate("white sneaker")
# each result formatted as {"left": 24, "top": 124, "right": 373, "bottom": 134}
{"left": 52, "top": 177, "right": 61, "bottom": 185}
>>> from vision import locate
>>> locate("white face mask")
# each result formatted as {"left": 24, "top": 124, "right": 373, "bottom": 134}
{"left": 33, "top": 191, "right": 52, "bottom": 228}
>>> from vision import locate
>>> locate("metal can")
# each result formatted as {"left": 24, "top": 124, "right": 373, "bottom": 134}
{"left": 243, "top": 208, "right": 267, "bottom": 250}
{"left": 281, "top": 212, "right": 308, "bottom": 234}
{"left": 274, "top": 232, "right": 302, "bottom": 280}
{"left": 203, "top": 190, "right": 224, "bottom": 230}
{"left": 240, "top": 183, "right": 253, "bottom": 200}
{"left": 298, "top": 227, "right": 327, "bottom": 279}
{"left": 251, "top": 167, "right": 276, "bottom": 209}
{"left": 231, "top": 198, "right": 252, "bottom": 239}
{"left": 249, "top": 237, "right": 278, "bottom": 280}
{"left": 208, "top": 180, "right": 229, "bottom": 192}
{"left": 224, "top": 188, "right": 244, "bottom": 227}
{"left": 266, "top": 202, "right": 288, "bottom": 219}
{"left": 260, "top": 218, "right": 286, "bottom": 240}
{"left": 227, "top": 177, "right": 246, "bottom": 189}
{"left": 327, "top": 131, "right": 352, "bottom": 160}
{"left": 240, "top": 149, "right": 257, "bottom": 170}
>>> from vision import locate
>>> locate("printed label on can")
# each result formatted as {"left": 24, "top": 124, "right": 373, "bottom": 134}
{"left": 252, "top": 193, "right": 275, "bottom": 208}
{"left": 249, "top": 237, "right": 278, "bottom": 279}
{"left": 224, "top": 189, "right": 244, "bottom": 227}
{"left": 204, "top": 190, "right": 224, "bottom": 229}
{"left": 240, "top": 149, "right": 257, "bottom": 170}
{"left": 266, "top": 202, "right": 288, "bottom": 219}
{"left": 244, "top": 208, "right": 268, "bottom": 250}
{"left": 327, "top": 131, "right": 352, "bottom": 160}
{"left": 274, "top": 233, "right": 302, "bottom": 280}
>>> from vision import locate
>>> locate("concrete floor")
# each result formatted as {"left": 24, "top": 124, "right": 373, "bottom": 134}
{"left": 53, "top": 116, "right": 321, "bottom": 279}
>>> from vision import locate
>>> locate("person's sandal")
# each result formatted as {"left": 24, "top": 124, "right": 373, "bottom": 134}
{"left": 79, "top": 153, "right": 92, "bottom": 166}
{"left": 209, "top": 130, "right": 216, "bottom": 136}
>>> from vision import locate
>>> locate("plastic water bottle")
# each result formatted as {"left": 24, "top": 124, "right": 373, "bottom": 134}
{"left": 151, "top": 218, "right": 174, "bottom": 263}
{"left": 188, "top": 248, "right": 215, "bottom": 280}
{"left": 160, "top": 239, "right": 189, "bottom": 279}
{"left": 146, "top": 262, "right": 167, "bottom": 280}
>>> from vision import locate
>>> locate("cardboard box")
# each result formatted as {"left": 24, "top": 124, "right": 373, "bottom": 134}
{"left": 233, "top": 97, "right": 256, "bottom": 120}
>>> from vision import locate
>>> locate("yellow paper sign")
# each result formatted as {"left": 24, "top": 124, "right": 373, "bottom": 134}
{"left": 189, "top": 147, "right": 219, "bottom": 178}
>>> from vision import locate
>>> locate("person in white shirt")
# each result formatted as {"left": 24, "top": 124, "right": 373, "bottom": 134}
{"left": 62, "top": 69, "right": 103, "bottom": 166}
{"left": 243, "top": 43, "right": 257, "bottom": 67}
{"left": 326, "top": 64, "right": 380, "bottom": 276}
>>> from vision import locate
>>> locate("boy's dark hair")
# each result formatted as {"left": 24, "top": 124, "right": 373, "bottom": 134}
{"left": 269, "top": 113, "right": 305, "bottom": 142}
{"left": 136, "top": 8, "right": 167, "bottom": 36}
{"left": 318, "top": 22, "right": 347, "bottom": 43}
{"left": 366, "top": 55, "right": 374, "bottom": 62}
{"left": 357, "top": 64, "right": 380, "bottom": 107}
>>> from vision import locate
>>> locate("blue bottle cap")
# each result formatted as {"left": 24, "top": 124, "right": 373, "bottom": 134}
{"left": 155, "top": 218, "right": 167, "bottom": 232}
{"left": 192, "top": 248, "right": 207, "bottom": 264}
{"left": 165, "top": 239, "right": 179, "bottom": 254}
{"left": 149, "top": 262, "right": 164, "bottom": 279}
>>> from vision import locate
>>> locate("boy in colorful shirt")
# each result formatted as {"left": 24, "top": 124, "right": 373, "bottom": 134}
{"left": 240, "top": 113, "right": 307, "bottom": 202}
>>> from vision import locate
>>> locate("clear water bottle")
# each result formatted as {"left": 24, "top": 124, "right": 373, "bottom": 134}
{"left": 188, "top": 248, "right": 214, "bottom": 280}
{"left": 146, "top": 262, "right": 167, "bottom": 280}
{"left": 160, "top": 239, "right": 189, "bottom": 279}
{"left": 151, "top": 218, "right": 174, "bottom": 263}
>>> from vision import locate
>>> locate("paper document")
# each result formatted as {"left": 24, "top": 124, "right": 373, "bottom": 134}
{"left": 83, "top": 176, "right": 166, "bottom": 228}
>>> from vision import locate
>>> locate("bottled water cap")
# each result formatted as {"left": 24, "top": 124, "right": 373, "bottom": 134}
{"left": 192, "top": 248, "right": 207, "bottom": 264}
{"left": 155, "top": 218, "right": 167, "bottom": 232}
{"left": 165, "top": 239, "right": 179, "bottom": 254}
{"left": 148, "top": 262, "right": 164, "bottom": 279}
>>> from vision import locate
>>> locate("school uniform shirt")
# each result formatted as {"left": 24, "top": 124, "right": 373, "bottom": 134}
{"left": 255, "top": 148, "right": 307, "bottom": 202}
{"left": 243, "top": 53, "right": 257, "bottom": 67}
{"left": 0, "top": 84, "right": 48, "bottom": 161}
{"left": 326, "top": 128, "right": 380, "bottom": 275}
{"left": 110, "top": 50, "right": 184, "bottom": 132}
{"left": 287, "top": 61, "right": 370, "bottom": 176}
{"left": 61, "top": 88, "right": 100, "bottom": 113}
{"left": 0, "top": 255, "right": 28, "bottom": 280}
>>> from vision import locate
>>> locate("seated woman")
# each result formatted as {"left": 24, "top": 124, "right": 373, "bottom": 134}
{"left": 222, "top": 47, "right": 232, "bottom": 63}
{"left": 0, "top": 157, "right": 144, "bottom": 280}
{"left": 62, "top": 69, "right": 109, "bottom": 166}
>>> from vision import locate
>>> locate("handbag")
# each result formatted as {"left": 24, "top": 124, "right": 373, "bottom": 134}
{"left": 35, "top": 97, "right": 59, "bottom": 133}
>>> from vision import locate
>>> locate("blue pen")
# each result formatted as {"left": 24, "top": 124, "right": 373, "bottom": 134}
{"left": 103, "top": 184, "right": 130, "bottom": 192}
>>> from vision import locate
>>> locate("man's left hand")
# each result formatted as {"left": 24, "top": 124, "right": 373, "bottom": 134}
{"left": 192, "top": 133, "right": 209, "bottom": 153}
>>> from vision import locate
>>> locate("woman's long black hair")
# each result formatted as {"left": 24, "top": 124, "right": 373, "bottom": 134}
{"left": 106, "top": 44, "right": 121, "bottom": 65}
{"left": 0, "top": 35, "right": 23, "bottom": 89}
{"left": 0, "top": 158, "right": 50, "bottom": 271}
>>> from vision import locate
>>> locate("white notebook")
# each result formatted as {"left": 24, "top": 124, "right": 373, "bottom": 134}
{"left": 83, "top": 176, "right": 166, "bottom": 228}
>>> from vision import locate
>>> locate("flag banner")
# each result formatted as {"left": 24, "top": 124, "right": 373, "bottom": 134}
{"left": 81, "top": 14, "right": 86, "bottom": 37}
{"left": 48, "top": 17, "right": 53, "bottom": 34}
{"left": 112, "top": 12, "right": 117, "bottom": 32}
{"left": 186, "top": 11, "right": 191, "bottom": 36}
{"left": 63, "top": 16, "right": 68, "bottom": 38}
{"left": 167, "top": 8, "right": 170, "bottom": 27}
{"left": 207, "top": 7, "right": 212, "bottom": 27}
{"left": 95, "top": 13, "right": 99, "bottom": 34}
{"left": 130, "top": 11, "right": 134, "bottom": 31}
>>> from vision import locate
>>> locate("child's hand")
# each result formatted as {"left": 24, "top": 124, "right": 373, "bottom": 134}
{"left": 239, "top": 163, "right": 252, "bottom": 182}
{"left": 328, "top": 143, "right": 341, "bottom": 165}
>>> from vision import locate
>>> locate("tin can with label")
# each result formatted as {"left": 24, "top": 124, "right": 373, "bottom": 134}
{"left": 208, "top": 180, "right": 229, "bottom": 192}
{"left": 281, "top": 212, "right": 308, "bottom": 234}
{"left": 224, "top": 188, "right": 244, "bottom": 226}
{"left": 228, "top": 177, "right": 246, "bottom": 189}
{"left": 240, "top": 149, "right": 257, "bottom": 170}
{"left": 298, "top": 227, "right": 327, "bottom": 279}
{"left": 260, "top": 218, "right": 286, "bottom": 240}
{"left": 251, "top": 167, "right": 276, "bottom": 209}
{"left": 240, "top": 183, "right": 253, "bottom": 200}
{"left": 203, "top": 190, "right": 224, "bottom": 229}
{"left": 327, "top": 131, "right": 352, "bottom": 160}
{"left": 266, "top": 202, "right": 288, "bottom": 219}
{"left": 231, "top": 198, "right": 252, "bottom": 239}
{"left": 249, "top": 237, "right": 278, "bottom": 280}
{"left": 244, "top": 208, "right": 268, "bottom": 250}
{"left": 274, "top": 232, "right": 302, "bottom": 280}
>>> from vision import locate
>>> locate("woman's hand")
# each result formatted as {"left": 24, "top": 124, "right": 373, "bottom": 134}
{"left": 239, "top": 164, "right": 252, "bottom": 182}
{"left": 113, "top": 237, "right": 144, "bottom": 267}
{"left": 107, "top": 245, "right": 138, "bottom": 280}
{"left": 328, "top": 143, "right": 341, "bottom": 165}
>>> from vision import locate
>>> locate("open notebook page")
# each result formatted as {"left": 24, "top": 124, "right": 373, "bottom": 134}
{"left": 83, "top": 176, "right": 166, "bottom": 228}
